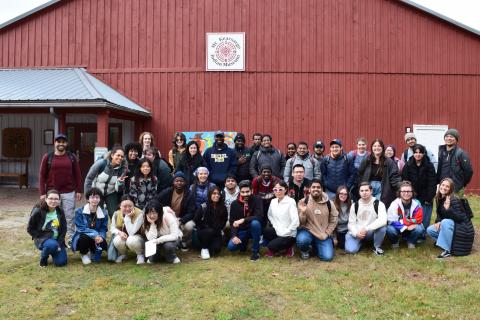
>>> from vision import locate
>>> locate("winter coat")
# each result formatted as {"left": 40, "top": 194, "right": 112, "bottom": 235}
{"left": 402, "top": 156, "right": 437, "bottom": 204}
{"left": 129, "top": 176, "right": 158, "bottom": 209}
{"left": 401, "top": 147, "right": 437, "bottom": 171}
{"left": 157, "top": 187, "right": 196, "bottom": 225}
{"left": 71, "top": 204, "right": 108, "bottom": 251}
{"left": 84, "top": 158, "right": 127, "bottom": 195}
{"left": 283, "top": 153, "right": 321, "bottom": 182}
{"left": 358, "top": 157, "right": 401, "bottom": 208}
{"left": 193, "top": 202, "right": 228, "bottom": 232}
{"left": 27, "top": 206, "right": 67, "bottom": 248}
{"left": 190, "top": 182, "right": 217, "bottom": 209}
{"left": 436, "top": 196, "right": 474, "bottom": 256}
{"left": 176, "top": 154, "right": 206, "bottom": 186}
{"left": 203, "top": 143, "right": 237, "bottom": 186}
{"left": 437, "top": 145, "right": 473, "bottom": 192}
{"left": 320, "top": 154, "right": 356, "bottom": 193}
{"left": 235, "top": 146, "right": 253, "bottom": 181}
{"left": 152, "top": 157, "right": 173, "bottom": 193}
{"left": 249, "top": 146, "right": 286, "bottom": 178}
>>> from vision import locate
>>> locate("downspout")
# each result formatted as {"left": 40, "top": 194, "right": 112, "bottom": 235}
{"left": 50, "top": 107, "right": 59, "bottom": 134}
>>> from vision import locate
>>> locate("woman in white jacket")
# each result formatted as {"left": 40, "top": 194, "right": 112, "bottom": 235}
{"left": 263, "top": 180, "right": 299, "bottom": 257}
{"left": 143, "top": 200, "right": 183, "bottom": 264}
{"left": 111, "top": 195, "right": 145, "bottom": 264}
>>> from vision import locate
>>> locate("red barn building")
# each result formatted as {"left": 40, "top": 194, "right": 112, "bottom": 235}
{"left": 0, "top": 0, "right": 478, "bottom": 191}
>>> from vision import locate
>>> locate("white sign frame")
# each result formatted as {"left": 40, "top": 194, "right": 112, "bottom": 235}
{"left": 206, "top": 32, "right": 245, "bottom": 71}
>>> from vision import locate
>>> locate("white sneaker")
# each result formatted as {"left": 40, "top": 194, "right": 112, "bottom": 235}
{"left": 115, "top": 254, "right": 126, "bottom": 263}
{"left": 136, "top": 254, "right": 145, "bottom": 265}
{"left": 172, "top": 257, "right": 181, "bottom": 264}
{"left": 407, "top": 243, "right": 416, "bottom": 249}
{"left": 146, "top": 258, "right": 152, "bottom": 264}
{"left": 81, "top": 254, "right": 92, "bottom": 265}
{"left": 200, "top": 248, "right": 211, "bottom": 260}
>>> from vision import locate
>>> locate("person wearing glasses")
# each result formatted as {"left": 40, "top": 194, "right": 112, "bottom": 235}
{"left": 27, "top": 189, "right": 67, "bottom": 267}
{"left": 263, "top": 180, "right": 299, "bottom": 257}
{"left": 168, "top": 132, "right": 187, "bottom": 171}
{"left": 386, "top": 181, "right": 424, "bottom": 249}
{"left": 71, "top": 188, "right": 108, "bottom": 264}
{"left": 332, "top": 186, "right": 352, "bottom": 250}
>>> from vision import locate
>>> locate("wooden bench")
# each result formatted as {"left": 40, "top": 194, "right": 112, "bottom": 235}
{"left": 0, "top": 158, "right": 29, "bottom": 188}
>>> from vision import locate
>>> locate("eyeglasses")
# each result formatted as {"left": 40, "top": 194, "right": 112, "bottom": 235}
{"left": 273, "top": 188, "right": 285, "bottom": 192}
{"left": 47, "top": 197, "right": 60, "bottom": 201}
{"left": 406, "top": 138, "right": 416, "bottom": 142}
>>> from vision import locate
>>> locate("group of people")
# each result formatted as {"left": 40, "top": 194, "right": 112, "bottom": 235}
{"left": 28, "top": 128, "right": 474, "bottom": 267}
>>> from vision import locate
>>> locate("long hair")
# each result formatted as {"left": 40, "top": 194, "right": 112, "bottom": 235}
{"left": 139, "top": 132, "right": 155, "bottom": 147}
{"left": 208, "top": 185, "right": 225, "bottom": 206}
{"left": 436, "top": 178, "right": 455, "bottom": 202}
{"left": 185, "top": 141, "right": 202, "bottom": 164}
{"left": 39, "top": 189, "right": 61, "bottom": 211}
{"left": 134, "top": 158, "right": 154, "bottom": 181}
{"left": 368, "top": 138, "right": 386, "bottom": 176}
{"left": 143, "top": 200, "right": 164, "bottom": 231}
{"left": 334, "top": 185, "right": 351, "bottom": 211}
{"left": 171, "top": 132, "right": 187, "bottom": 149}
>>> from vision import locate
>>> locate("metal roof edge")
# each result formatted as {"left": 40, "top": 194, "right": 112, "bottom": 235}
{"left": 105, "top": 102, "right": 152, "bottom": 118}
{"left": 74, "top": 68, "right": 102, "bottom": 99}
{"left": 0, "top": 0, "right": 62, "bottom": 30}
{"left": 400, "top": 0, "right": 480, "bottom": 38}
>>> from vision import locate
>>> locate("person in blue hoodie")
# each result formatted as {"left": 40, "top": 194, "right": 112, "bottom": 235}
{"left": 203, "top": 131, "right": 237, "bottom": 189}
{"left": 320, "top": 139, "right": 356, "bottom": 200}
{"left": 71, "top": 187, "right": 108, "bottom": 264}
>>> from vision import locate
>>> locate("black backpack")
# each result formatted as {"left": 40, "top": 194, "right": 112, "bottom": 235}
{"left": 354, "top": 199, "right": 380, "bottom": 216}
{"left": 46, "top": 151, "right": 78, "bottom": 176}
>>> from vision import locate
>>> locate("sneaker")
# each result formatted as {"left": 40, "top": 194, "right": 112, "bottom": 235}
{"left": 115, "top": 254, "right": 126, "bottom": 263}
{"left": 250, "top": 252, "right": 260, "bottom": 261}
{"left": 180, "top": 242, "right": 189, "bottom": 252}
{"left": 437, "top": 250, "right": 451, "bottom": 259}
{"left": 284, "top": 246, "right": 295, "bottom": 257}
{"left": 391, "top": 242, "right": 400, "bottom": 249}
{"left": 172, "top": 257, "right": 181, "bottom": 264}
{"left": 373, "top": 247, "right": 384, "bottom": 256}
{"left": 264, "top": 249, "right": 274, "bottom": 257}
{"left": 200, "top": 248, "right": 211, "bottom": 260}
{"left": 146, "top": 258, "right": 152, "bottom": 264}
{"left": 407, "top": 243, "right": 416, "bottom": 249}
{"left": 300, "top": 250, "right": 310, "bottom": 260}
{"left": 92, "top": 249, "right": 102, "bottom": 262}
{"left": 66, "top": 240, "right": 72, "bottom": 249}
{"left": 39, "top": 256, "right": 48, "bottom": 268}
{"left": 136, "top": 254, "right": 145, "bottom": 265}
{"left": 81, "top": 254, "right": 92, "bottom": 265}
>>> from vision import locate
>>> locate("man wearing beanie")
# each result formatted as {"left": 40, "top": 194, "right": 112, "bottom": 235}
{"left": 234, "top": 133, "right": 253, "bottom": 181}
{"left": 401, "top": 132, "right": 437, "bottom": 171}
{"left": 437, "top": 128, "right": 473, "bottom": 195}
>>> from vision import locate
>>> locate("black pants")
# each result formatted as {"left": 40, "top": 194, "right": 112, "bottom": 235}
{"left": 150, "top": 240, "right": 179, "bottom": 263}
{"left": 197, "top": 228, "right": 223, "bottom": 255}
{"left": 263, "top": 226, "right": 295, "bottom": 253}
{"left": 336, "top": 231, "right": 347, "bottom": 250}
{"left": 77, "top": 234, "right": 107, "bottom": 254}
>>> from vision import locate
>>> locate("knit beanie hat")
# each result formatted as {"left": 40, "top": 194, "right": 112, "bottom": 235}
{"left": 404, "top": 132, "right": 416, "bottom": 142}
{"left": 234, "top": 133, "right": 246, "bottom": 142}
{"left": 444, "top": 128, "right": 459, "bottom": 141}
{"left": 173, "top": 171, "right": 186, "bottom": 181}
{"left": 194, "top": 167, "right": 209, "bottom": 177}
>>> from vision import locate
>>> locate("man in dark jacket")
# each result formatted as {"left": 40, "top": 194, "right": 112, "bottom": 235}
{"left": 203, "top": 131, "right": 237, "bottom": 189}
{"left": 249, "top": 134, "right": 286, "bottom": 178}
{"left": 320, "top": 139, "right": 356, "bottom": 199}
{"left": 250, "top": 132, "right": 262, "bottom": 152}
{"left": 156, "top": 172, "right": 196, "bottom": 250}
{"left": 313, "top": 140, "right": 325, "bottom": 161}
{"left": 234, "top": 133, "right": 252, "bottom": 182}
{"left": 436, "top": 129, "right": 473, "bottom": 196}
{"left": 227, "top": 180, "right": 264, "bottom": 261}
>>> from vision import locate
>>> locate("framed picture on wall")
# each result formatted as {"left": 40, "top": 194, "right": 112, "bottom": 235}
{"left": 2, "top": 128, "right": 32, "bottom": 157}
{"left": 44, "top": 130, "right": 54, "bottom": 145}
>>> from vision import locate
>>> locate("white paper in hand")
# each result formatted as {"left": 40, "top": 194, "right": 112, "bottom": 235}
{"left": 145, "top": 240, "right": 157, "bottom": 257}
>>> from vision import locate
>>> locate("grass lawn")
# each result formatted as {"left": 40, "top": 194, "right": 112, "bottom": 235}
{"left": 1, "top": 196, "right": 479, "bottom": 319}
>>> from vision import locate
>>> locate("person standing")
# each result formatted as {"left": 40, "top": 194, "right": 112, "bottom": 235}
{"left": 250, "top": 133, "right": 263, "bottom": 152}
{"left": 203, "top": 131, "right": 237, "bottom": 189}
{"left": 233, "top": 133, "right": 252, "bottom": 182}
{"left": 401, "top": 132, "right": 437, "bottom": 170}
{"left": 39, "top": 133, "right": 82, "bottom": 246}
{"left": 175, "top": 141, "right": 206, "bottom": 186}
{"left": 436, "top": 129, "right": 473, "bottom": 197}
{"left": 312, "top": 140, "right": 325, "bottom": 162}
{"left": 123, "top": 142, "right": 142, "bottom": 194}
{"left": 283, "top": 141, "right": 321, "bottom": 182}
{"left": 249, "top": 134, "right": 286, "bottom": 178}
{"left": 168, "top": 132, "right": 187, "bottom": 171}
{"left": 285, "top": 142, "right": 297, "bottom": 161}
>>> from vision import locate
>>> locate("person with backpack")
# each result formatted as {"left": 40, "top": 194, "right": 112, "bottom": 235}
{"left": 312, "top": 140, "right": 325, "bottom": 162}
{"left": 345, "top": 182, "right": 387, "bottom": 255}
{"left": 296, "top": 179, "right": 338, "bottom": 261}
{"left": 427, "top": 178, "right": 474, "bottom": 258}
{"left": 320, "top": 139, "right": 356, "bottom": 200}
{"left": 283, "top": 141, "right": 321, "bottom": 182}
{"left": 39, "top": 133, "right": 82, "bottom": 247}
{"left": 347, "top": 137, "right": 369, "bottom": 170}
{"left": 84, "top": 146, "right": 127, "bottom": 218}
{"left": 386, "top": 181, "right": 424, "bottom": 249}
{"left": 193, "top": 186, "right": 228, "bottom": 260}
{"left": 127, "top": 158, "right": 158, "bottom": 210}
{"left": 27, "top": 189, "right": 67, "bottom": 267}
{"left": 233, "top": 133, "right": 253, "bottom": 182}
{"left": 249, "top": 134, "right": 286, "bottom": 178}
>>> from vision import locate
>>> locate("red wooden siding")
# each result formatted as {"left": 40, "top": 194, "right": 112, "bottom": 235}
{"left": 1, "top": 0, "right": 479, "bottom": 191}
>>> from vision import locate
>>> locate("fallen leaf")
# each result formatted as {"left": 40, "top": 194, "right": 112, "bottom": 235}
{"left": 20, "top": 289, "right": 28, "bottom": 293}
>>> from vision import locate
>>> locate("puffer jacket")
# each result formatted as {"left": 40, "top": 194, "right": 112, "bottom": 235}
{"left": 437, "top": 145, "right": 473, "bottom": 192}
{"left": 84, "top": 158, "right": 127, "bottom": 196}
{"left": 249, "top": 146, "right": 286, "bottom": 178}
{"left": 436, "top": 196, "right": 474, "bottom": 256}
{"left": 320, "top": 154, "right": 356, "bottom": 193}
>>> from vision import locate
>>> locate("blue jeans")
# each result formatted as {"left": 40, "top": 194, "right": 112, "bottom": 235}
{"left": 386, "top": 224, "right": 425, "bottom": 245}
{"left": 421, "top": 203, "right": 433, "bottom": 230}
{"left": 345, "top": 226, "right": 386, "bottom": 254}
{"left": 39, "top": 238, "right": 67, "bottom": 266}
{"left": 427, "top": 219, "right": 454, "bottom": 251}
{"left": 227, "top": 220, "right": 262, "bottom": 253}
{"left": 296, "top": 229, "right": 334, "bottom": 261}
{"left": 370, "top": 181, "right": 382, "bottom": 200}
